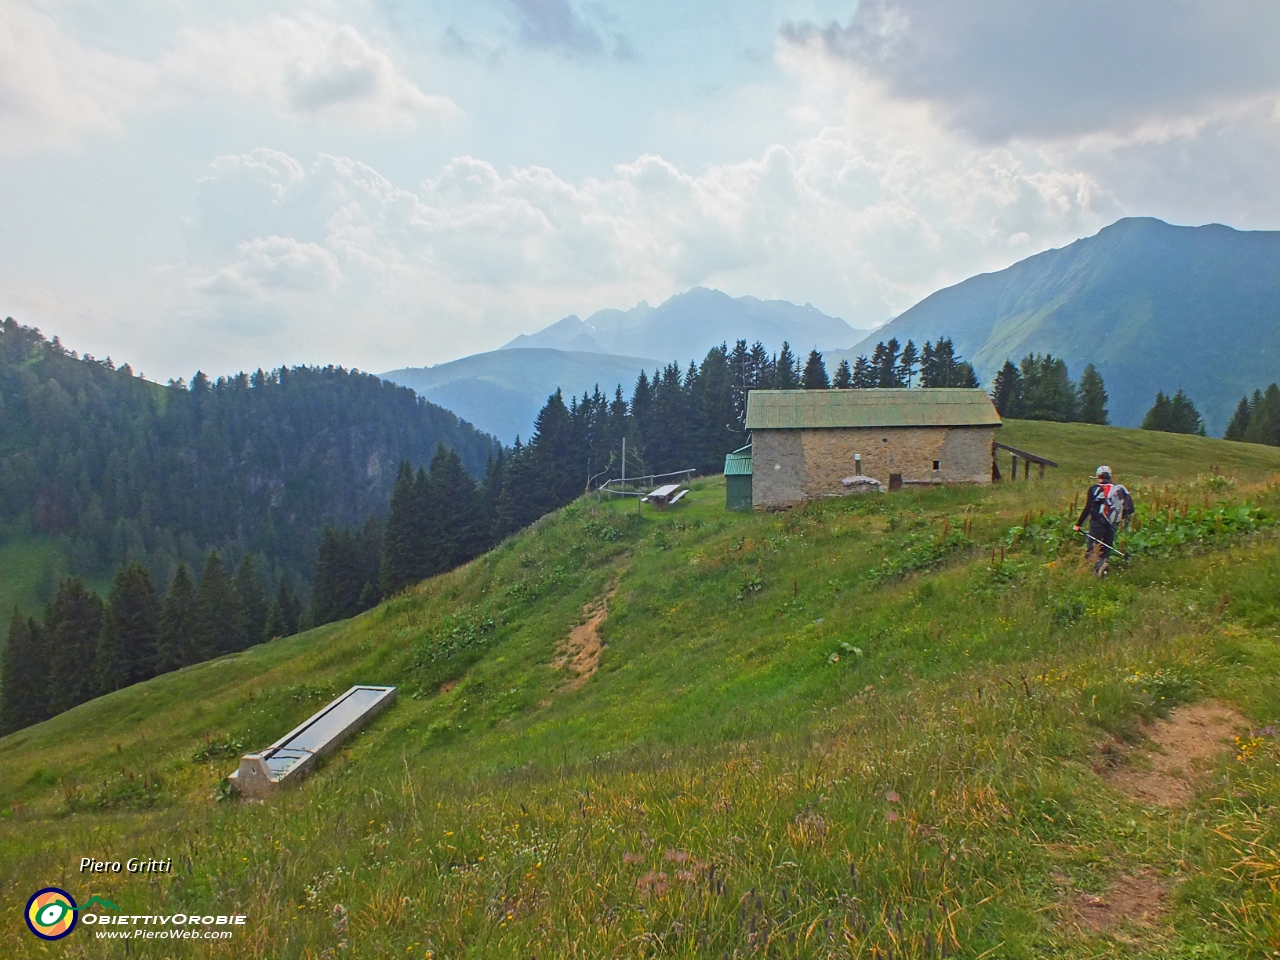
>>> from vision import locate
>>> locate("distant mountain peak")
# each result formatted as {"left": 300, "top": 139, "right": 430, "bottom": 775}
{"left": 840, "top": 215, "right": 1280, "bottom": 434}
{"left": 501, "top": 287, "right": 867, "bottom": 359}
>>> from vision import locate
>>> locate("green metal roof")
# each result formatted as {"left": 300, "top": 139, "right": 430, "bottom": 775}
{"left": 744, "top": 389, "right": 1002, "bottom": 430}
{"left": 724, "top": 446, "right": 753, "bottom": 475}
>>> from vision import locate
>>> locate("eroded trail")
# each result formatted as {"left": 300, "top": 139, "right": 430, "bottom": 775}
{"left": 553, "top": 584, "right": 619, "bottom": 692}
{"left": 1107, "top": 699, "right": 1246, "bottom": 806}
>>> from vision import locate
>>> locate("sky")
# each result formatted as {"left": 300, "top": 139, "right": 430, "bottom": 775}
{"left": 3, "top": 0, "right": 1280, "bottom": 381}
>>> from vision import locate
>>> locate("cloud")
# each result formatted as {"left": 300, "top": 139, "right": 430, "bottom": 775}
{"left": 504, "top": 0, "right": 605, "bottom": 56}
{"left": 198, "top": 236, "right": 341, "bottom": 299}
{"left": 782, "top": 0, "right": 1280, "bottom": 141}
{"left": 162, "top": 17, "right": 457, "bottom": 130}
{"left": 0, "top": 3, "right": 149, "bottom": 154}
{"left": 184, "top": 126, "right": 1112, "bottom": 371}
{"left": 0, "top": 4, "right": 455, "bottom": 154}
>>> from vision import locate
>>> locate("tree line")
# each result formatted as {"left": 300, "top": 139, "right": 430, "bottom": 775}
{"left": 990, "top": 355, "right": 1109, "bottom": 424}
{"left": 1224, "top": 383, "right": 1280, "bottom": 446}
{"left": 1, "top": 554, "right": 301, "bottom": 734}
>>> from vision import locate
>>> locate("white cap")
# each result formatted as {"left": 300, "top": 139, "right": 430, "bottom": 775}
{"left": 1096, "top": 465, "right": 1112, "bottom": 477}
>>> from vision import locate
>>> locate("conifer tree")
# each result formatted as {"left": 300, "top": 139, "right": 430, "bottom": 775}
{"left": 155, "top": 563, "right": 198, "bottom": 671}
{"left": 871, "top": 339, "right": 902, "bottom": 387}
{"left": 1242, "top": 384, "right": 1280, "bottom": 446}
{"left": 1077, "top": 364, "right": 1109, "bottom": 424}
{"left": 801, "top": 350, "right": 830, "bottom": 389}
{"left": 97, "top": 561, "right": 159, "bottom": 691}
{"left": 233, "top": 556, "right": 268, "bottom": 651}
{"left": 1017, "top": 354, "right": 1079, "bottom": 421}
{"left": 851, "top": 355, "right": 874, "bottom": 388}
{"left": 380, "top": 460, "right": 421, "bottom": 595}
{"left": 991, "top": 360, "right": 1022, "bottom": 417}
{"left": 197, "top": 551, "right": 239, "bottom": 657}
{"left": 1142, "top": 389, "right": 1205, "bottom": 435}
{"left": 264, "top": 580, "right": 302, "bottom": 639}
{"left": 1225, "top": 395, "right": 1254, "bottom": 440}
{"left": 529, "top": 391, "right": 578, "bottom": 515}
{"left": 46, "top": 577, "right": 105, "bottom": 711}
{"left": 311, "top": 527, "right": 362, "bottom": 626}
{"left": 1, "top": 611, "right": 49, "bottom": 733}
{"left": 833, "top": 359, "right": 853, "bottom": 389}
{"left": 775, "top": 342, "right": 800, "bottom": 389}
{"left": 897, "top": 341, "right": 919, "bottom": 387}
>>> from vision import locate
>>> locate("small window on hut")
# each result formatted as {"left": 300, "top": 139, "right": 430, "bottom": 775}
{"left": 932, "top": 460, "right": 941, "bottom": 470}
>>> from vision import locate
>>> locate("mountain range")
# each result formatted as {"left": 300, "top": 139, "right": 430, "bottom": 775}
{"left": 834, "top": 217, "right": 1280, "bottom": 432}
{"left": 391, "top": 217, "right": 1280, "bottom": 440}
{"left": 501, "top": 286, "right": 865, "bottom": 358}
{"left": 386, "top": 288, "right": 868, "bottom": 441}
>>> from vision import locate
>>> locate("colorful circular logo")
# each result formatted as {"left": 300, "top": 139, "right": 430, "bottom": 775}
{"left": 25, "top": 888, "right": 78, "bottom": 940}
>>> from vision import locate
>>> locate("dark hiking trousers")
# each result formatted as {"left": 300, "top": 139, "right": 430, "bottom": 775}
{"left": 1087, "top": 520, "right": 1114, "bottom": 572}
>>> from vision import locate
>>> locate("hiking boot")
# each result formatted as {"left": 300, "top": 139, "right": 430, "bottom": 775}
{"left": 1094, "top": 560, "right": 1109, "bottom": 578}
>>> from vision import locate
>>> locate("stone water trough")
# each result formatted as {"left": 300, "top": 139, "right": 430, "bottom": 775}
{"left": 229, "top": 685, "right": 396, "bottom": 797}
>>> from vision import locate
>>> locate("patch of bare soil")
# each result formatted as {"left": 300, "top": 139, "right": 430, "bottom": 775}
{"left": 553, "top": 585, "right": 618, "bottom": 692}
{"left": 1070, "top": 871, "right": 1168, "bottom": 933}
{"left": 1107, "top": 700, "right": 1247, "bottom": 806}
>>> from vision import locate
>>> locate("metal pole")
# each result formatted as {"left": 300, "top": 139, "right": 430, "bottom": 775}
{"left": 621, "top": 437, "right": 626, "bottom": 496}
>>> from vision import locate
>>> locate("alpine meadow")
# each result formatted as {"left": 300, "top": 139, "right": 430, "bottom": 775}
{"left": 6, "top": 3, "right": 1280, "bottom": 958}
{"left": 2, "top": 420, "right": 1280, "bottom": 957}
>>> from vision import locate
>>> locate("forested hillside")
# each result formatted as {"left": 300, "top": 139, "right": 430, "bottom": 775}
{"left": 0, "top": 318, "right": 499, "bottom": 617}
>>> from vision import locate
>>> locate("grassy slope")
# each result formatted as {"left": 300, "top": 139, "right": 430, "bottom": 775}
{"left": 1, "top": 422, "right": 1280, "bottom": 958}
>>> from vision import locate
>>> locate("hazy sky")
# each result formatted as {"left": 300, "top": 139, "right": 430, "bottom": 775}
{"left": 3, "top": 1, "right": 1280, "bottom": 380}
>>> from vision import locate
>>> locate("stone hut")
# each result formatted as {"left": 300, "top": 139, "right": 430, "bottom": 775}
{"left": 745, "top": 388, "right": 1001, "bottom": 510}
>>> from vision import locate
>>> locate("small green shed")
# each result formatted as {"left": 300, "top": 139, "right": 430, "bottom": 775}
{"left": 724, "top": 444, "right": 753, "bottom": 512}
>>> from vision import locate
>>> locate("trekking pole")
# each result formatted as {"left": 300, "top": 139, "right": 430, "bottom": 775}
{"left": 1078, "top": 529, "right": 1128, "bottom": 559}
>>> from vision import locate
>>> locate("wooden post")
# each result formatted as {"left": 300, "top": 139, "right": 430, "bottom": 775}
{"left": 1024, "top": 458, "right": 1030, "bottom": 480}
{"left": 1011, "top": 455, "right": 1018, "bottom": 480}
{"left": 1039, "top": 462, "right": 1045, "bottom": 480}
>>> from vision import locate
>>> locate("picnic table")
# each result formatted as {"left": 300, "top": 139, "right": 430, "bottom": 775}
{"left": 642, "top": 484, "right": 688, "bottom": 507}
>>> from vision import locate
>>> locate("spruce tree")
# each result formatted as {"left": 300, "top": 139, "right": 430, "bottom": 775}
{"left": 991, "top": 360, "right": 1022, "bottom": 416}
{"left": 1225, "top": 396, "right": 1253, "bottom": 440}
{"left": 1017, "top": 354, "right": 1079, "bottom": 421}
{"left": 775, "top": 343, "right": 800, "bottom": 389}
{"left": 833, "top": 359, "right": 853, "bottom": 389}
{"left": 46, "top": 577, "right": 105, "bottom": 712}
{"left": 155, "top": 563, "right": 198, "bottom": 671}
{"left": 311, "top": 527, "right": 361, "bottom": 626}
{"left": 1142, "top": 389, "right": 1204, "bottom": 435}
{"left": 1, "top": 611, "right": 49, "bottom": 733}
{"left": 196, "top": 551, "right": 239, "bottom": 657}
{"left": 801, "top": 350, "right": 830, "bottom": 389}
{"left": 851, "top": 355, "right": 873, "bottom": 388}
{"left": 897, "top": 341, "right": 919, "bottom": 387}
{"left": 97, "top": 561, "right": 159, "bottom": 692}
{"left": 233, "top": 556, "right": 268, "bottom": 650}
{"left": 1077, "top": 364, "right": 1109, "bottom": 424}
{"left": 380, "top": 460, "right": 420, "bottom": 595}
{"left": 871, "top": 340, "right": 902, "bottom": 387}
{"left": 1243, "top": 384, "right": 1280, "bottom": 446}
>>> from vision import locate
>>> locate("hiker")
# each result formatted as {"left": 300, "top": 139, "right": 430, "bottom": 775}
{"left": 1073, "top": 465, "right": 1133, "bottom": 576}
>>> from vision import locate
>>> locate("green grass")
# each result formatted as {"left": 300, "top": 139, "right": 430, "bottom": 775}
{"left": 2, "top": 421, "right": 1280, "bottom": 958}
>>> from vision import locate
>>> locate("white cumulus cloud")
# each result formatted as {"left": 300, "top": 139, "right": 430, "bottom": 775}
{"left": 0, "top": 4, "right": 455, "bottom": 155}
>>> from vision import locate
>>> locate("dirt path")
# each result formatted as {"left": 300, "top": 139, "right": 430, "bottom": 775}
{"left": 1107, "top": 700, "right": 1247, "bottom": 806}
{"left": 1060, "top": 700, "right": 1248, "bottom": 937}
{"left": 1068, "top": 871, "right": 1167, "bottom": 934}
{"left": 553, "top": 585, "right": 618, "bottom": 692}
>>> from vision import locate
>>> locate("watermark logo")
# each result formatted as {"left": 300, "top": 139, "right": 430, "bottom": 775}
{"left": 25, "top": 887, "right": 78, "bottom": 940}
